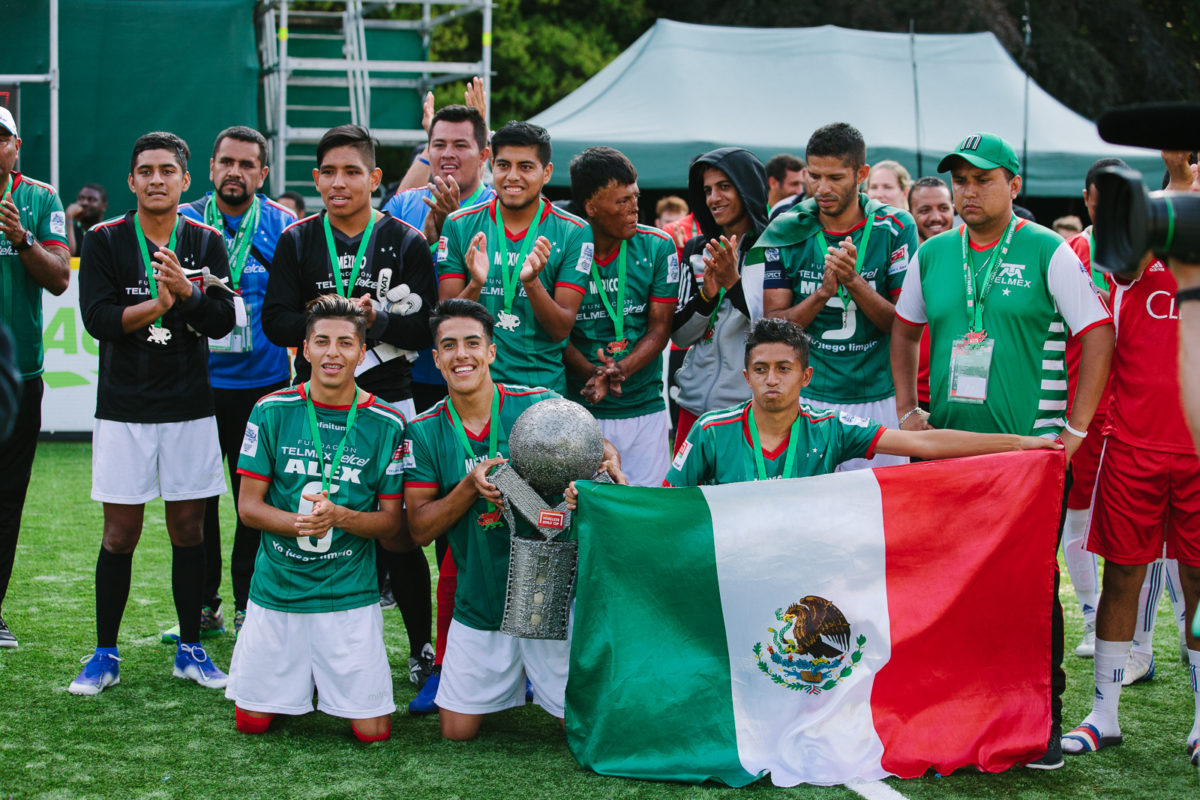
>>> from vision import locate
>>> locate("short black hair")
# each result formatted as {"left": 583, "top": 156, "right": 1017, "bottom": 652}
{"left": 1085, "top": 157, "right": 1128, "bottom": 191}
{"left": 429, "top": 298, "right": 494, "bottom": 344}
{"left": 130, "top": 131, "right": 189, "bottom": 174}
{"left": 429, "top": 105, "right": 489, "bottom": 151}
{"left": 490, "top": 121, "right": 552, "bottom": 166}
{"left": 304, "top": 293, "right": 367, "bottom": 342}
{"left": 569, "top": 146, "right": 638, "bottom": 214}
{"left": 907, "top": 175, "right": 949, "bottom": 207}
{"left": 212, "top": 125, "right": 269, "bottom": 167}
{"left": 317, "top": 124, "right": 377, "bottom": 170}
{"left": 806, "top": 123, "right": 867, "bottom": 170}
{"left": 744, "top": 317, "right": 810, "bottom": 370}
{"left": 79, "top": 182, "right": 107, "bottom": 202}
{"left": 765, "top": 154, "right": 804, "bottom": 182}
{"left": 279, "top": 190, "right": 306, "bottom": 217}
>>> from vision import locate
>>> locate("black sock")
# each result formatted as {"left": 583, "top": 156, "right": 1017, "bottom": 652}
{"left": 95, "top": 546, "right": 133, "bottom": 649}
{"left": 172, "top": 543, "right": 205, "bottom": 644}
{"left": 389, "top": 547, "right": 432, "bottom": 655}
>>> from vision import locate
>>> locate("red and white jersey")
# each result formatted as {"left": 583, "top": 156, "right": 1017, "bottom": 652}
{"left": 1105, "top": 259, "right": 1193, "bottom": 453}
{"left": 1064, "top": 231, "right": 1112, "bottom": 416}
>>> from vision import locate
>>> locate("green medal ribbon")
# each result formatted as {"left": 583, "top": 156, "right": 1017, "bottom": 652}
{"left": 322, "top": 211, "right": 378, "bottom": 298}
{"left": 133, "top": 211, "right": 181, "bottom": 329}
{"left": 747, "top": 404, "right": 802, "bottom": 482}
{"left": 204, "top": 194, "right": 260, "bottom": 291}
{"left": 446, "top": 386, "right": 502, "bottom": 522}
{"left": 817, "top": 210, "right": 873, "bottom": 326}
{"left": 460, "top": 181, "right": 487, "bottom": 209}
{"left": 494, "top": 198, "right": 544, "bottom": 315}
{"left": 704, "top": 287, "right": 726, "bottom": 340}
{"left": 960, "top": 214, "right": 1019, "bottom": 336}
{"left": 303, "top": 381, "right": 361, "bottom": 496}
{"left": 588, "top": 240, "right": 628, "bottom": 357}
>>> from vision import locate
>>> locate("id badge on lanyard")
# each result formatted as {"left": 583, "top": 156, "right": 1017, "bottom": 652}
{"left": 948, "top": 332, "right": 994, "bottom": 403}
{"left": 210, "top": 295, "right": 252, "bottom": 353}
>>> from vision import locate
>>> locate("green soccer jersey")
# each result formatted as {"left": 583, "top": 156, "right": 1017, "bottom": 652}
{"left": 438, "top": 199, "right": 590, "bottom": 392}
{"left": 236, "top": 385, "right": 408, "bottom": 613}
{"left": 760, "top": 196, "right": 917, "bottom": 404}
{"left": 403, "top": 383, "right": 562, "bottom": 631}
{"left": 894, "top": 220, "right": 1112, "bottom": 436}
{"left": 664, "top": 400, "right": 884, "bottom": 487}
{"left": 0, "top": 173, "right": 68, "bottom": 379}
{"left": 567, "top": 224, "right": 679, "bottom": 419}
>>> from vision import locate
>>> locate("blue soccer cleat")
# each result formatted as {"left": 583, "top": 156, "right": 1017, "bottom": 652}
{"left": 408, "top": 666, "right": 441, "bottom": 715}
{"left": 68, "top": 649, "right": 121, "bottom": 696}
{"left": 173, "top": 643, "right": 228, "bottom": 689}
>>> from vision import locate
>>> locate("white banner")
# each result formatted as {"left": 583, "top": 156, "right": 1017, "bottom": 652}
{"left": 40, "top": 261, "right": 97, "bottom": 434}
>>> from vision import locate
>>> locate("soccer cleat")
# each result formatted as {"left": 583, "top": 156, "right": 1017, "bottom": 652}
{"left": 1074, "top": 622, "right": 1095, "bottom": 658}
{"left": 526, "top": 677, "right": 534, "bottom": 702}
{"left": 68, "top": 650, "right": 121, "bottom": 695}
{"left": 1062, "top": 722, "right": 1122, "bottom": 755}
{"left": 1025, "top": 725, "right": 1064, "bottom": 769}
{"left": 160, "top": 605, "right": 227, "bottom": 643}
{"left": 1122, "top": 651, "right": 1155, "bottom": 686}
{"left": 233, "top": 609, "right": 246, "bottom": 638}
{"left": 408, "top": 643, "right": 435, "bottom": 688}
{"left": 173, "top": 643, "right": 228, "bottom": 689}
{"left": 379, "top": 586, "right": 397, "bottom": 610}
{"left": 0, "top": 616, "right": 17, "bottom": 648}
{"left": 407, "top": 666, "right": 440, "bottom": 715}
{"left": 1189, "top": 739, "right": 1199, "bottom": 768}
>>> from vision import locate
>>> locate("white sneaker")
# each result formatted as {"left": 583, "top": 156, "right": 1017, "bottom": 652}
{"left": 1122, "top": 650, "right": 1155, "bottom": 686}
{"left": 1074, "top": 622, "right": 1096, "bottom": 658}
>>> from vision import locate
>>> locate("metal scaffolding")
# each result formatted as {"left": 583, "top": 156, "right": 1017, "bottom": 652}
{"left": 0, "top": 0, "right": 59, "bottom": 189}
{"left": 257, "top": 0, "right": 492, "bottom": 198}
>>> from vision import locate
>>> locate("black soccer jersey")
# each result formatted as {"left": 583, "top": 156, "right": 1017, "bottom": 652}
{"left": 262, "top": 210, "right": 436, "bottom": 402}
{"left": 79, "top": 211, "right": 235, "bottom": 422}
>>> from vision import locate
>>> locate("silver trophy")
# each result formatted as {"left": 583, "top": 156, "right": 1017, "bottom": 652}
{"left": 490, "top": 399, "right": 611, "bottom": 640}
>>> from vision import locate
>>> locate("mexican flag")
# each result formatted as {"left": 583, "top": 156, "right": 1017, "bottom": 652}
{"left": 566, "top": 449, "right": 1063, "bottom": 787}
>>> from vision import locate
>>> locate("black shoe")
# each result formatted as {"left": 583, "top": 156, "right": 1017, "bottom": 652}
{"left": 379, "top": 587, "right": 397, "bottom": 610}
{"left": 1026, "top": 726, "right": 1064, "bottom": 770}
{"left": 0, "top": 616, "right": 17, "bottom": 648}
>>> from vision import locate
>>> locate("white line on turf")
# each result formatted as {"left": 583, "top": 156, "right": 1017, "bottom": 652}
{"left": 845, "top": 779, "right": 910, "bottom": 800}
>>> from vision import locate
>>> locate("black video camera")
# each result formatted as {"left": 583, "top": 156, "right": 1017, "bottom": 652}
{"left": 1091, "top": 104, "right": 1200, "bottom": 274}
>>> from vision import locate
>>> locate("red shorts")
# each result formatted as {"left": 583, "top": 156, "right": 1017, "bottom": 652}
{"left": 1066, "top": 410, "right": 1108, "bottom": 510}
{"left": 1087, "top": 436, "right": 1200, "bottom": 567}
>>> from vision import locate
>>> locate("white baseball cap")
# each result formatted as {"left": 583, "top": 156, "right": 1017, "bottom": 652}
{"left": 0, "top": 107, "right": 16, "bottom": 137}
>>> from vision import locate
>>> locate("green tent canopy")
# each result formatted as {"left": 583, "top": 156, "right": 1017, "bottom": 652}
{"left": 531, "top": 20, "right": 1160, "bottom": 196}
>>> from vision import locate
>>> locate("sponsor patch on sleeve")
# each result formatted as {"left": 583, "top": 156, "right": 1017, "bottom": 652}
{"left": 240, "top": 422, "right": 259, "bottom": 457}
{"left": 400, "top": 439, "right": 416, "bottom": 470}
{"left": 436, "top": 236, "right": 448, "bottom": 262}
{"left": 888, "top": 244, "right": 909, "bottom": 275}
{"left": 50, "top": 211, "right": 66, "bottom": 236}
{"left": 386, "top": 442, "right": 407, "bottom": 475}
{"left": 576, "top": 242, "right": 595, "bottom": 274}
{"left": 765, "top": 247, "right": 780, "bottom": 264}
{"left": 671, "top": 440, "right": 692, "bottom": 470}
{"left": 667, "top": 253, "right": 680, "bottom": 283}
{"left": 838, "top": 411, "right": 870, "bottom": 428}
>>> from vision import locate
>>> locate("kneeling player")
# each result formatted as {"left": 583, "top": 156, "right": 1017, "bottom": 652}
{"left": 664, "top": 318, "right": 1059, "bottom": 487}
{"left": 404, "top": 299, "right": 621, "bottom": 740}
{"left": 227, "top": 295, "right": 408, "bottom": 741}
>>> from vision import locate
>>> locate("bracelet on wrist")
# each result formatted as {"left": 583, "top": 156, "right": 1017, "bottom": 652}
{"left": 418, "top": 156, "right": 430, "bottom": 166}
{"left": 1176, "top": 286, "right": 1200, "bottom": 304}
{"left": 1063, "top": 422, "right": 1088, "bottom": 439}
{"left": 898, "top": 407, "right": 922, "bottom": 426}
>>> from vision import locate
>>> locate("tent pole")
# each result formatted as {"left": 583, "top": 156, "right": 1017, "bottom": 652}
{"left": 49, "top": 0, "right": 59, "bottom": 190}
{"left": 1021, "top": 4, "right": 1031, "bottom": 195}
{"left": 909, "top": 20, "right": 922, "bottom": 179}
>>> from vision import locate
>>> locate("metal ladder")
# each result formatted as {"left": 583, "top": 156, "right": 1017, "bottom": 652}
{"left": 257, "top": 0, "right": 492, "bottom": 202}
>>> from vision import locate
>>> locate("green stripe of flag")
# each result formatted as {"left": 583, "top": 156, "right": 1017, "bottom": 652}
{"left": 566, "top": 482, "right": 759, "bottom": 787}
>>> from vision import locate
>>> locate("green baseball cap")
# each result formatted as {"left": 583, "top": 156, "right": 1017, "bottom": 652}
{"left": 937, "top": 133, "right": 1020, "bottom": 175}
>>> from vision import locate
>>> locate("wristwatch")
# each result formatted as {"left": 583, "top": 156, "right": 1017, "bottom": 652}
{"left": 13, "top": 229, "right": 33, "bottom": 252}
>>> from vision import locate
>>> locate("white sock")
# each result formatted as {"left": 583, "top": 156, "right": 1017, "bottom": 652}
{"left": 1164, "top": 559, "right": 1188, "bottom": 649}
{"left": 1188, "top": 649, "right": 1200, "bottom": 746}
{"left": 1087, "top": 638, "right": 1128, "bottom": 734}
{"left": 1062, "top": 508, "right": 1099, "bottom": 624}
{"left": 1132, "top": 560, "right": 1166, "bottom": 656}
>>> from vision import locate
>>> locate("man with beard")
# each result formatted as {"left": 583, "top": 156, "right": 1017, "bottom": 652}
{"left": 168, "top": 126, "right": 295, "bottom": 641}
{"left": 907, "top": 177, "right": 954, "bottom": 245}
{"left": 65, "top": 183, "right": 108, "bottom": 256}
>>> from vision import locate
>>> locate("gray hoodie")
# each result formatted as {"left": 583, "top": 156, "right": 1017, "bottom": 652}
{"left": 671, "top": 148, "right": 769, "bottom": 417}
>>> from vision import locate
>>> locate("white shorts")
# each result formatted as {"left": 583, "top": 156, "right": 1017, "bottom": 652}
{"left": 803, "top": 396, "right": 909, "bottom": 472}
{"left": 598, "top": 410, "right": 671, "bottom": 487}
{"left": 91, "top": 417, "right": 226, "bottom": 504}
{"left": 224, "top": 600, "right": 395, "bottom": 719}
{"left": 436, "top": 617, "right": 572, "bottom": 719}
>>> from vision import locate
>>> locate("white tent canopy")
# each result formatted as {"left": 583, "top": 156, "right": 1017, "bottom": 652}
{"left": 531, "top": 20, "right": 1160, "bottom": 195}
